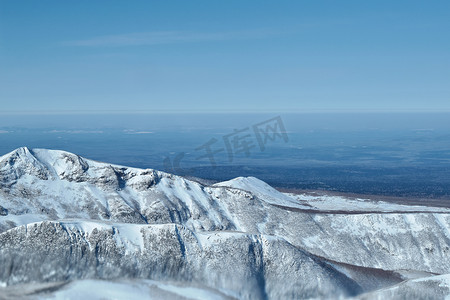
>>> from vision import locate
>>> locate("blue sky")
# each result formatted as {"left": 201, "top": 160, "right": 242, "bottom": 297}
{"left": 0, "top": 0, "right": 449, "bottom": 113}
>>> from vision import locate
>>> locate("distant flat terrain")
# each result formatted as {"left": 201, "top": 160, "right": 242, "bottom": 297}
{"left": 277, "top": 188, "right": 450, "bottom": 209}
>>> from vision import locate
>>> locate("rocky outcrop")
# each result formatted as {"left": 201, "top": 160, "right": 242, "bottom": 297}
{"left": 1, "top": 147, "right": 450, "bottom": 299}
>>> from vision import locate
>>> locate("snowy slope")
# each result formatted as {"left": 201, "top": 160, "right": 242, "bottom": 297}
{"left": 356, "top": 273, "right": 450, "bottom": 300}
{"left": 0, "top": 279, "right": 235, "bottom": 300}
{"left": 1, "top": 147, "right": 450, "bottom": 299}
{"left": 287, "top": 192, "right": 450, "bottom": 213}
{"left": 214, "top": 176, "right": 305, "bottom": 209}
{"left": 0, "top": 220, "right": 360, "bottom": 299}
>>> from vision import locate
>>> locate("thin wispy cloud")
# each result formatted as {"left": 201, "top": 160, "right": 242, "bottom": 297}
{"left": 48, "top": 130, "right": 104, "bottom": 134}
{"left": 62, "top": 30, "right": 280, "bottom": 47}
{"left": 123, "top": 129, "right": 154, "bottom": 134}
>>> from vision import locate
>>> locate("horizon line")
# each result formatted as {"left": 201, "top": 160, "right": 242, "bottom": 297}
{"left": 1, "top": 109, "right": 450, "bottom": 115}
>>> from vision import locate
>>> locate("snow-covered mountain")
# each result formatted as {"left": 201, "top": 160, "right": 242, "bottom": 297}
{"left": 1, "top": 147, "right": 450, "bottom": 299}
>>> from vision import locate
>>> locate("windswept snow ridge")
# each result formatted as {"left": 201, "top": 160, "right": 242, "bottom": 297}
{"left": 1, "top": 147, "right": 450, "bottom": 299}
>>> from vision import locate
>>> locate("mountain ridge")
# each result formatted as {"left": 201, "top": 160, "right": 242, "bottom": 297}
{"left": 1, "top": 147, "right": 450, "bottom": 299}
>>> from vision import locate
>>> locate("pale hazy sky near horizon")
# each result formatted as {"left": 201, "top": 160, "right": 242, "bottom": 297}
{"left": 0, "top": 1, "right": 449, "bottom": 113}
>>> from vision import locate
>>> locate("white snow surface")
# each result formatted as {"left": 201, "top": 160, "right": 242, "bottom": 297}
{"left": 2, "top": 147, "right": 450, "bottom": 299}
{"left": 47, "top": 279, "right": 232, "bottom": 300}
{"left": 0, "top": 279, "right": 233, "bottom": 300}
{"left": 215, "top": 175, "right": 450, "bottom": 213}
{"left": 288, "top": 192, "right": 450, "bottom": 213}
{"left": 214, "top": 176, "right": 305, "bottom": 208}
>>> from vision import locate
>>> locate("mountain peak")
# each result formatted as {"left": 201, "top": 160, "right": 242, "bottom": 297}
{"left": 214, "top": 176, "right": 303, "bottom": 208}
{"left": 1, "top": 146, "right": 33, "bottom": 160}
{"left": 0, "top": 147, "right": 50, "bottom": 182}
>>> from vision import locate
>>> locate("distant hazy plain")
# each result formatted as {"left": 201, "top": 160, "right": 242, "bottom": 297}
{"left": 1, "top": 113, "right": 449, "bottom": 198}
